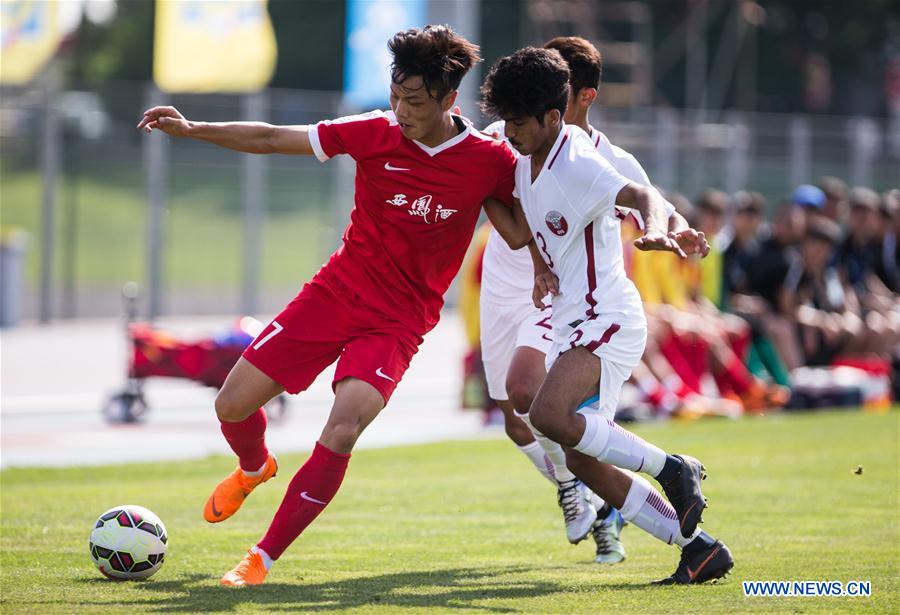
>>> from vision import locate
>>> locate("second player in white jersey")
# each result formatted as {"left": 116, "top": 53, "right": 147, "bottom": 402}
{"left": 480, "top": 121, "right": 667, "bottom": 407}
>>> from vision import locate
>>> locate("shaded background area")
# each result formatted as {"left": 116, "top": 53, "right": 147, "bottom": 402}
{"left": 1, "top": 0, "right": 898, "bottom": 320}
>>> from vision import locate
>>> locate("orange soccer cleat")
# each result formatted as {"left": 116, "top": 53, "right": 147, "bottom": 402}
{"left": 204, "top": 454, "right": 278, "bottom": 523}
{"left": 220, "top": 549, "right": 268, "bottom": 587}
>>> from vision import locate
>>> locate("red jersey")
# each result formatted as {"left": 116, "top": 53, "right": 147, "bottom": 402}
{"left": 308, "top": 110, "right": 517, "bottom": 333}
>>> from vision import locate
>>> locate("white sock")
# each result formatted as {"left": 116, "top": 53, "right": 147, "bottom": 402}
{"left": 515, "top": 411, "right": 576, "bottom": 483}
{"left": 242, "top": 459, "right": 269, "bottom": 478}
{"left": 618, "top": 474, "right": 695, "bottom": 547}
{"left": 516, "top": 441, "right": 557, "bottom": 485}
{"left": 575, "top": 414, "right": 667, "bottom": 477}
{"left": 251, "top": 545, "right": 274, "bottom": 570}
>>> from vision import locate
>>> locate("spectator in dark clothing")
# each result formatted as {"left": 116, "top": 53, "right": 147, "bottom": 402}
{"left": 729, "top": 202, "right": 807, "bottom": 371}
{"left": 745, "top": 203, "right": 805, "bottom": 310}
{"left": 872, "top": 189, "right": 900, "bottom": 293}
{"left": 835, "top": 186, "right": 879, "bottom": 293}
{"left": 722, "top": 191, "right": 765, "bottom": 301}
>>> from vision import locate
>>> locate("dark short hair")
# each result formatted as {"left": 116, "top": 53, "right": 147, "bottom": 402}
{"left": 388, "top": 25, "right": 481, "bottom": 100}
{"left": 806, "top": 216, "right": 841, "bottom": 245}
{"left": 544, "top": 36, "right": 602, "bottom": 97}
{"left": 481, "top": 47, "right": 570, "bottom": 123}
{"left": 697, "top": 188, "right": 729, "bottom": 214}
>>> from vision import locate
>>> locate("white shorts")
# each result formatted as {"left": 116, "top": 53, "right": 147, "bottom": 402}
{"left": 480, "top": 295, "right": 554, "bottom": 401}
{"left": 547, "top": 320, "right": 647, "bottom": 420}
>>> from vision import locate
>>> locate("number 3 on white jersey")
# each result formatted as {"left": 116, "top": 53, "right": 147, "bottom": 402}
{"left": 253, "top": 320, "right": 283, "bottom": 350}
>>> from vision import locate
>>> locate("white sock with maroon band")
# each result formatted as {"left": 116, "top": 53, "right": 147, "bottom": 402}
{"left": 619, "top": 474, "right": 696, "bottom": 547}
{"left": 515, "top": 411, "right": 576, "bottom": 483}
{"left": 516, "top": 441, "right": 556, "bottom": 485}
{"left": 574, "top": 413, "right": 667, "bottom": 477}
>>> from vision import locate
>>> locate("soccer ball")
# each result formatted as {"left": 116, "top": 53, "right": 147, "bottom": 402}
{"left": 89, "top": 505, "right": 168, "bottom": 580}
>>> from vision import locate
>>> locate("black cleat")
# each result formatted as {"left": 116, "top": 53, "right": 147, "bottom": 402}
{"left": 652, "top": 536, "right": 734, "bottom": 585}
{"left": 658, "top": 454, "right": 707, "bottom": 538}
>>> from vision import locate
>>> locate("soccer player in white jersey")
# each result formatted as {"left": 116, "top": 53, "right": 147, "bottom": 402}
{"left": 478, "top": 37, "right": 685, "bottom": 564}
{"left": 480, "top": 47, "right": 734, "bottom": 584}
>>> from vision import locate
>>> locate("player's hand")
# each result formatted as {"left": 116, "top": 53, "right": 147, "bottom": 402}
{"left": 533, "top": 271, "right": 559, "bottom": 309}
{"left": 669, "top": 228, "right": 710, "bottom": 257}
{"left": 634, "top": 230, "right": 687, "bottom": 258}
{"left": 137, "top": 106, "right": 192, "bottom": 137}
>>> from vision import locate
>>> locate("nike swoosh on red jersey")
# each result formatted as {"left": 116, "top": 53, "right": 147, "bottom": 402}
{"left": 384, "top": 162, "right": 411, "bottom": 171}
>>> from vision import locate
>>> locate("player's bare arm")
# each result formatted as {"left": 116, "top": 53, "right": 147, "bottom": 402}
{"left": 137, "top": 106, "right": 315, "bottom": 155}
{"left": 482, "top": 196, "right": 532, "bottom": 249}
{"left": 667, "top": 212, "right": 710, "bottom": 257}
{"left": 616, "top": 184, "right": 688, "bottom": 258}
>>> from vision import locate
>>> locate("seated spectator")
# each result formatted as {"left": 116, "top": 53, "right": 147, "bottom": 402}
{"left": 836, "top": 186, "right": 880, "bottom": 295}
{"left": 872, "top": 189, "right": 900, "bottom": 293}
{"left": 782, "top": 217, "right": 868, "bottom": 365}
{"left": 818, "top": 176, "right": 849, "bottom": 225}
{"left": 721, "top": 191, "right": 765, "bottom": 306}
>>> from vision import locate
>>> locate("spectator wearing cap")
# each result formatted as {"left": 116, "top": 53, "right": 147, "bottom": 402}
{"left": 792, "top": 184, "right": 826, "bottom": 215}
{"left": 818, "top": 176, "right": 849, "bottom": 224}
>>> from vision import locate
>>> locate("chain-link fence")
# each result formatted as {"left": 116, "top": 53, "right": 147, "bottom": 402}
{"left": 1, "top": 79, "right": 898, "bottom": 321}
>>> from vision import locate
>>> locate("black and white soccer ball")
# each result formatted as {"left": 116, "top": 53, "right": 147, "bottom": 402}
{"left": 89, "top": 505, "right": 168, "bottom": 580}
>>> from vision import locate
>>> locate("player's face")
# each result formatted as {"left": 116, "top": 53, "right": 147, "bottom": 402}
{"left": 502, "top": 110, "right": 561, "bottom": 157}
{"left": 389, "top": 75, "right": 450, "bottom": 141}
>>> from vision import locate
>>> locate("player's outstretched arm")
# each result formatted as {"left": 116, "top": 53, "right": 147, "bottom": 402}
{"left": 137, "top": 106, "right": 315, "bottom": 155}
{"left": 483, "top": 197, "right": 532, "bottom": 250}
{"left": 667, "top": 213, "right": 710, "bottom": 257}
{"left": 616, "top": 184, "right": 688, "bottom": 258}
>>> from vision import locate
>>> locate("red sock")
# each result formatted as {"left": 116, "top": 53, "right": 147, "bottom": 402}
{"left": 721, "top": 355, "right": 754, "bottom": 395}
{"left": 257, "top": 442, "right": 350, "bottom": 560}
{"left": 220, "top": 408, "right": 269, "bottom": 472}
{"left": 730, "top": 328, "right": 752, "bottom": 361}
{"left": 660, "top": 335, "right": 701, "bottom": 393}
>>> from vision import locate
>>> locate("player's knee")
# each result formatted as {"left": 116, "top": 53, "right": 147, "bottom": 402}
{"left": 214, "top": 390, "right": 252, "bottom": 423}
{"left": 320, "top": 421, "right": 362, "bottom": 452}
{"left": 506, "top": 380, "right": 537, "bottom": 414}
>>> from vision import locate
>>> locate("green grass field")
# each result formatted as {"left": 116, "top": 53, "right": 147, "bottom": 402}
{"left": 2, "top": 409, "right": 898, "bottom": 614}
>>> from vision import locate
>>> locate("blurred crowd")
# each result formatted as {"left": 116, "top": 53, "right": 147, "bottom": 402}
{"left": 462, "top": 178, "right": 900, "bottom": 420}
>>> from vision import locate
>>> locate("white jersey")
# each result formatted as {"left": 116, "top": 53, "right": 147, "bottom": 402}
{"left": 513, "top": 125, "right": 646, "bottom": 338}
{"left": 480, "top": 122, "right": 654, "bottom": 302}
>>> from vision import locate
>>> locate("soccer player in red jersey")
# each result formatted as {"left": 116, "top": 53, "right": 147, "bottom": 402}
{"left": 138, "top": 25, "right": 520, "bottom": 586}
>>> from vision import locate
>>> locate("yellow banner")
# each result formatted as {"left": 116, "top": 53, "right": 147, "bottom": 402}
{"left": 154, "top": 0, "right": 277, "bottom": 93}
{"left": 0, "top": 0, "right": 61, "bottom": 86}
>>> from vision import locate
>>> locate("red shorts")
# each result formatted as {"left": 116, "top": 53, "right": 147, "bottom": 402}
{"left": 242, "top": 274, "right": 424, "bottom": 404}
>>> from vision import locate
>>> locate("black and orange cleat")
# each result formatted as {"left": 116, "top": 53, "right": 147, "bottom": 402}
{"left": 653, "top": 532, "right": 734, "bottom": 585}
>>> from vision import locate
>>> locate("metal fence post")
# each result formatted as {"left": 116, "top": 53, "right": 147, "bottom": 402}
{"left": 241, "top": 91, "right": 267, "bottom": 316}
{"left": 848, "top": 117, "right": 880, "bottom": 188}
{"left": 143, "top": 86, "right": 169, "bottom": 321}
{"left": 39, "top": 66, "right": 62, "bottom": 324}
{"left": 725, "top": 112, "right": 749, "bottom": 195}
{"left": 788, "top": 116, "right": 810, "bottom": 192}
{"left": 654, "top": 108, "right": 677, "bottom": 192}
